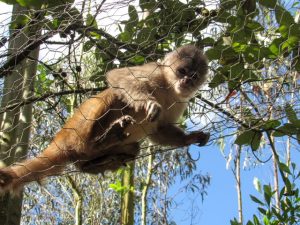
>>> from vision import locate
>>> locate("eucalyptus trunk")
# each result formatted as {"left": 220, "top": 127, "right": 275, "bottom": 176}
{"left": 0, "top": 4, "right": 41, "bottom": 225}
{"left": 121, "top": 162, "right": 135, "bottom": 225}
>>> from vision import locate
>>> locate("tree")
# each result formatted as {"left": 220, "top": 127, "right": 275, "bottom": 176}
{"left": 0, "top": 4, "right": 41, "bottom": 225}
{"left": 0, "top": 0, "right": 299, "bottom": 224}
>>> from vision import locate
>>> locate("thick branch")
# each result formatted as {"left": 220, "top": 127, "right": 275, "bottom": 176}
{"left": 196, "top": 95, "right": 251, "bottom": 129}
{"left": 0, "top": 87, "right": 106, "bottom": 114}
{"left": 0, "top": 32, "right": 55, "bottom": 78}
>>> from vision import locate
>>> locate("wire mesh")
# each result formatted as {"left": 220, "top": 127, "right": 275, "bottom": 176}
{"left": 0, "top": 0, "right": 299, "bottom": 224}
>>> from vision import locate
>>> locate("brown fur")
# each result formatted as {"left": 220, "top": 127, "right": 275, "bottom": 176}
{"left": 0, "top": 45, "right": 209, "bottom": 194}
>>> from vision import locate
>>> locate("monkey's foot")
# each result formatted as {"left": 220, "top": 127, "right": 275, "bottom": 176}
{"left": 0, "top": 169, "right": 13, "bottom": 193}
{"left": 118, "top": 115, "right": 136, "bottom": 129}
{"left": 186, "top": 131, "right": 210, "bottom": 146}
{"left": 109, "top": 115, "right": 136, "bottom": 140}
{"left": 94, "top": 115, "right": 135, "bottom": 145}
{"left": 145, "top": 100, "right": 161, "bottom": 122}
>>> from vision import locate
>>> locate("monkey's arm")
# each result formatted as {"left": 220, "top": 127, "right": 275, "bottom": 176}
{"left": 150, "top": 124, "right": 210, "bottom": 147}
{"left": 106, "top": 64, "right": 162, "bottom": 121}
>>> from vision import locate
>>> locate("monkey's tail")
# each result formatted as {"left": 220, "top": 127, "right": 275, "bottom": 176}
{"left": 0, "top": 144, "right": 70, "bottom": 194}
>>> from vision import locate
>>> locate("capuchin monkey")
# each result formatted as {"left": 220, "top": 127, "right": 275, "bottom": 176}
{"left": 0, "top": 45, "right": 209, "bottom": 193}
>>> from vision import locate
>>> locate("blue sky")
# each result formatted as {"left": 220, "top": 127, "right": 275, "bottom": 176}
{"left": 168, "top": 136, "right": 300, "bottom": 225}
{"left": 0, "top": 1, "right": 299, "bottom": 224}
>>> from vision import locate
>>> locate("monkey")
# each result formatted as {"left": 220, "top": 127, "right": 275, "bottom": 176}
{"left": 0, "top": 45, "right": 210, "bottom": 194}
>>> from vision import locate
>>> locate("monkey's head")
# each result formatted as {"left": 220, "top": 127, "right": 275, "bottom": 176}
{"left": 162, "top": 45, "right": 208, "bottom": 99}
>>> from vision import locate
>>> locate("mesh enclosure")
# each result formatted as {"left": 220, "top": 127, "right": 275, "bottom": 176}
{"left": 0, "top": 0, "right": 299, "bottom": 224}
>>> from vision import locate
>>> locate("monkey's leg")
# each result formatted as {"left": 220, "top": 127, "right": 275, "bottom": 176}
{"left": 150, "top": 124, "right": 210, "bottom": 147}
{"left": 76, "top": 143, "right": 139, "bottom": 174}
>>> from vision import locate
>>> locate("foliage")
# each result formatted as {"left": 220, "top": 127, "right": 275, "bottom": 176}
{"left": 231, "top": 163, "right": 300, "bottom": 225}
{"left": 0, "top": 0, "right": 299, "bottom": 224}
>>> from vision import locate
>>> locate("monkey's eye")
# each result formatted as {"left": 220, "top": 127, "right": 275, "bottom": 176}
{"left": 177, "top": 67, "right": 188, "bottom": 75}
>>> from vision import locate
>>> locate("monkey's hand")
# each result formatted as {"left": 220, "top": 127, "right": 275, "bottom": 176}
{"left": 185, "top": 131, "right": 210, "bottom": 146}
{"left": 145, "top": 100, "right": 162, "bottom": 122}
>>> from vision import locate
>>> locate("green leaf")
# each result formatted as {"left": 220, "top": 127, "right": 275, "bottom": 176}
{"left": 250, "top": 195, "right": 264, "bottom": 205}
{"left": 119, "top": 31, "right": 132, "bottom": 42}
{"left": 139, "top": 0, "right": 156, "bottom": 11}
{"left": 17, "top": 0, "right": 42, "bottom": 7}
{"left": 83, "top": 40, "right": 94, "bottom": 52}
{"left": 258, "top": 207, "right": 267, "bottom": 215}
{"left": 260, "top": 47, "right": 277, "bottom": 59}
{"left": 220, "top": 0, "right": 236, "bottom": 9}
{"left": 269, "top": 38, "right": 284, "bottom": 56}
{"left": 290, "top": 23, "right": 300, "bottom": 37}
{"left": 86, "top": 13, "right": 98, "bottom": 29}
{"left": 137, "top": 27, "right": 156, "bottom": 42}
{"left": 275, "top": 6, "right": 294, "bottom": 26}
{"left": 282, "top": 176, "right": 293, "bottom": 194}
{"left": 214, "top": 11, "right": 235, "bottom": 24}
{"left": 109, "top": 180, "right": 128, "bottom": 194}
{"left": 273, "top": 123, "right": 298, "bottom": 136}
{"left": 89, "top": 71, "right": 105, "bottom": 82}
{"left": 10, "top": 14, "right": 30, "bottom": 29}
{"left": 209, "top": 73, "right": 226, "bottom": 88}
{"left": 241, "top": 70, "right": 259, "bottom": 82}
{"left": 278, "top": 25, "right": 289, "bottom": 38}
{"left": 230, "top": 63, "right": 244, "bottom": 79}
{"left": 263, "top": 185, "right": 272, "bottom": 206}
{"left": 258, "top": 0, "right": 276, "bottom": 8}
{"left": 129, "top": 55, "right": 145, "bottom": 65}
{"left": 279, "top": 162, "right": 291, "bottom": 175}
{"left": 202, "top": 37, "right": 215, "bottom": 46}
{"left": 205, "top": 47, "right": 222, "bottom": 60}
{"left": 261, "top": 120, "right": 281, "bottom": 130}
{"left": 232, "top": 42, "right": 247, "bottom": 53}
{"left": 253, "top": 215, "right": 261, "bottom": 225}
{"left": 282, "top": 36, "right": 300, "bottom": 51}
{"left": 221, "top": 47, "right": 240, "bottom": 64}
{"left": 128, "top": 5, "right": 138, "bottom": 23}
{"left": 285, "top": 104, "right": 298, "bottom": 123}
{"left": 235, "top": 130, "right": 255, "bottom": 145}
{"left": 251, "top": 132, "right": 262, "bottom": 151}
{"left": 0, "top": 0, "right": 18, "bottom": 5}
{"left": 246, "top": 21, "right": 264, "bottom": 31}
{"left": 262, "top": 216, "right": 270, "bottom": 225}
{"left": 235, "top": 130, "right": 262, "bottom": 150}
{"left": 230, "top": 218, "right": 242, "bottom": 225}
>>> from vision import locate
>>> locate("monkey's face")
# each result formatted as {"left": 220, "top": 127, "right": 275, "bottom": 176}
{"left": 164, "top": 45, "right": 208, "bottom": 99}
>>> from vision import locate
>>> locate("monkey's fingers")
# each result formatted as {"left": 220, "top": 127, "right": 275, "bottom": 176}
{"left": 186, "top": 131, "right": 210, "bottom": 146}
{"left": 145, "top": 101, "right": 161, "bottom": 122}
{"left": 197, "top": 132, "right": 210, "bottom": 146}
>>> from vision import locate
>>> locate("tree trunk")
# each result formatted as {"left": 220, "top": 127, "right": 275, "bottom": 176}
{"left": 235, "top": 145, "right": 243, "bottom": 224}
{"left": 141, "top": 146, "right": 154, "bottom": 225}
{"left": 121, "top": 162, "right": 135, "bottom": 225}
{"left": 0, "top": 4, "right": 40, "bottom": 225}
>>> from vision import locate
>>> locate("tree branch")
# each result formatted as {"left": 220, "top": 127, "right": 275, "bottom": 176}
{"left": 196, "top": 95, "right": 251, "bottom": 129}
